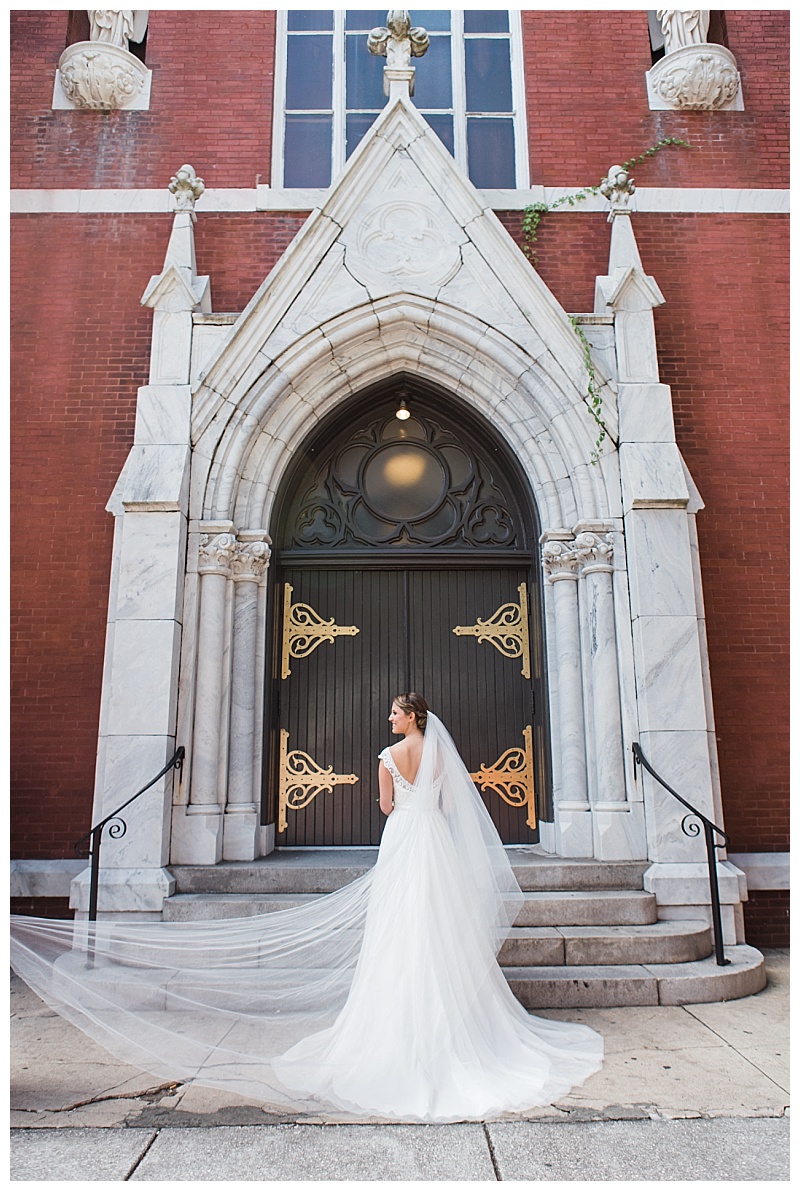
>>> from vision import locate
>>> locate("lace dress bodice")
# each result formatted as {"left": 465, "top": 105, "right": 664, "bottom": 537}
{"left": 379, "top": 747, "right": 441, "bottom": 811}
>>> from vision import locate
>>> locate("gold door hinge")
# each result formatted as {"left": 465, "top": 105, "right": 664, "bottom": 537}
{"left": 470, "top": 725, "right": 536, "bottom": 830}
{"left": 281, "top": 583, "right": 359, "bottom": 678}
{"left": 277, "top": 729, "right": 359, "bottom": 834}
{"left": 453, "top": 582, "right": 531, "bottom": 679}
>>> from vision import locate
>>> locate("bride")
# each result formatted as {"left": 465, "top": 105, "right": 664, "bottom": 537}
{"left": 11, "top": 694, "right": 603, "bottom": 1122}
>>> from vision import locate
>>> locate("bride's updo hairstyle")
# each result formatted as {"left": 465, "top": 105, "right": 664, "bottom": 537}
{"left": 393, "top": 692, "right": 429, "bottom": 732}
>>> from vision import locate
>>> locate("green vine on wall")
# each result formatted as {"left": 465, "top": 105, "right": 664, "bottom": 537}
{"left": 521, "top": 138, "right": 692, "bottom": 463}
{"left": 569, "top": 316, "right": 609, "bottom": 466}
{"left": 522, "top": 139, "right": 692, "bottom": 263}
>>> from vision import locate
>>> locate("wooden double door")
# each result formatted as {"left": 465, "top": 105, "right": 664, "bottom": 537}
{"left": 266, "top": 565, "right": 546, "bottom": 846}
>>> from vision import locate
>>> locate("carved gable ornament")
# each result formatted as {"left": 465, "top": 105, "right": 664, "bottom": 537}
{"left": 193, "top": 91, "right": 607, "bottom": 450}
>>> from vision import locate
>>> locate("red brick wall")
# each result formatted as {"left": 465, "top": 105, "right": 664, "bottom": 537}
{"left": 10, "top": 211, "right": 308, "bottom": 856}
{"left": 743, "top": 891, "right": 789, "bottom": 949}
{"left": 521, "top": 9, "right": 790, "bottom": 189}
{"left": 497, "top": 210, "right": 790, "bottom": 855}
{"left": 11, "top": 9, "right": 277, "bottom": 189}
{"left": 11, "top": 215, "right": 158, "bottom": 856}
{"left": 12, "top": 11, "right": 789, "bottom": 192}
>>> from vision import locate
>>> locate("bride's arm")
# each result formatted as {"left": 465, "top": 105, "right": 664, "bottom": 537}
{"left": 378, "top": 760, "right": 394, "bottom": 816}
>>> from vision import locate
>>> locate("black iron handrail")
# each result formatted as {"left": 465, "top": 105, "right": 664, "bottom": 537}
{"left": 632, "top": 742, "right": 730, "bottom": 966}
{"left": 74, "top": 746, "right": 185, "bottom": 923}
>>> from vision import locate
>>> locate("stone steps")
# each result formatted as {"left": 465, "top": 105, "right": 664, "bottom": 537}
{"left": 506, "top": 945, "right": 767, "bottom": 1008}
{"left": 169, "top": 849, "right": 649, "bottom": 895}
{"left": 158, "top": 850, "right": 766, "bottom": 1007}
{"left": 498, "top": 921, "right": 712, "bottom": 967}
{"left": 161, "top": 888, "right": 659, "bottom": 928}
{"left": 64, "top": 943, "right": 766, "bottom": 1012}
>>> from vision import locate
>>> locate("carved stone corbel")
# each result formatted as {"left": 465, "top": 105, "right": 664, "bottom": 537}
{"left": 55, "top": 12, "right": 151, "bottom": 111}
{"left": 647, "top": 11, "right": 742, "bottom": 111}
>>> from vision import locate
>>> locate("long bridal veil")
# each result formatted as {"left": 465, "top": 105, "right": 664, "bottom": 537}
{"left": 11, "top": 713, "right": 601, "bottom": 1118}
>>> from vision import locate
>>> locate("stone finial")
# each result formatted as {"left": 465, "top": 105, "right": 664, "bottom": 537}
{"left": 599, "top": 165, "right": 636, "bottom": 222}
{"left": 368, "top": 11, "right": 429, "bottom": 99}
{"left": 169, "top": 164, "right": 205, "bottom": 212}
{"left": 88, "top": 10, "right": 149, "bottom": 53}
{"left": 657, "top": 10, "right": 710, "bottom": 55}
{"left": 368, "top": 11, "right": 429, "bottom": 67}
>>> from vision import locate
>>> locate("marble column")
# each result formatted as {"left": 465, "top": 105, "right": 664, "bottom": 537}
{"left": 574, "top": 527, "right": 626, "bottom": 805}
{"left": 175, "top": 528, "right": 236, "bottom": 864}
{"left": 223, "top": 534, "right": 271, "bottom": 861}
{"left": 541, "top": 533, "right": 592, "bottom": 857}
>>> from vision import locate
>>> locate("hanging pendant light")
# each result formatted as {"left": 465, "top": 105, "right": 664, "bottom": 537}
{"left": 395, "top": 399, "right": 411, "bottom": 421}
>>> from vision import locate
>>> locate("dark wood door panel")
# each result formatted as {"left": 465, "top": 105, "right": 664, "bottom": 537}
{"left": 275, "top": 566, "right": 540, "bottom": 846}
{"left": 407, "top": 569, "right": 535, "bottom": 843}
{"left": 280, "top": 568, "right": 405, "bottom": 846}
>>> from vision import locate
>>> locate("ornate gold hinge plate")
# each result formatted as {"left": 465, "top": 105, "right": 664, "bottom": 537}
{"left": 277, "top": 729, "right": 359, "bottom": 833}
{"left": 281, "top": 583, "right": 360, "bottom": 678}
{"left": 452, "top": 582, "right": 531, "bottom": 679}
{"left": 470, "top": 725, "right": 536, "bottom": 830}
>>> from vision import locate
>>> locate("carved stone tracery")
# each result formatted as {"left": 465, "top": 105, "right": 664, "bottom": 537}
{"left": 286, "top": 407, "right": 524, "bottom": 553}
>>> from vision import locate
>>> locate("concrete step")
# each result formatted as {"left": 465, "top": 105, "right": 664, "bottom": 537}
{"left": 57, "top": 943, "right": 765, "bottom": 1011}
{"left": 162, "top": 893, "right": 319, "bottom": 921}
{"left": 513, "top": 890, "right": 658, "bottom": 927}
{"left": 498, "top": 921, "right": 712, "bottom": 967}
{"left": 168, "top": 849, "right": 649, "bottom": 896}
{"left": 162, "top": 888, "right": 658, "bottom": 927}
{"left": 506, "top": 945, "right": 766, "bottom": 1008}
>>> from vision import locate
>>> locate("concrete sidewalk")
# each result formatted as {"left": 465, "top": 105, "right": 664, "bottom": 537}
{"left": 11, "top": 949, "right": 789, "bottom": 1181}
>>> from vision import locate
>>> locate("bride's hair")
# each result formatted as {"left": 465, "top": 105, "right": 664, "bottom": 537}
{"left": 393, "top": 692, "right": 429, "bottom": 732}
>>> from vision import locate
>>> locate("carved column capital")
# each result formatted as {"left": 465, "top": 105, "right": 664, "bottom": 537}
{"left": 230, "top": 539, "right": 271, "bottom": 583}
{"left": 198, "top": 532, "right": 237, "bottom": 577}
{"left": 574, "top": 530, "right": 614, "bottom": 575}
{"left": 542, "top": 538, "right": 580, "bottom": 582}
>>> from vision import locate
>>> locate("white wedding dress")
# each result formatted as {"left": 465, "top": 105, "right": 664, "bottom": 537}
{"left": 11, "top": 713, "right": 603, "bottom": 1122}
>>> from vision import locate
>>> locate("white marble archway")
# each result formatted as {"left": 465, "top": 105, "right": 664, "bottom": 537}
{"left": 173, "top": 293, "right": 640, "bottom": 870}
{"left": 80, "top": 88, "right": 745, "bottom": 943}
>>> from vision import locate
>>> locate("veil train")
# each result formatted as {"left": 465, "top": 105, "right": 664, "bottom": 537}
{"left": 11, "top": 712, "right": 603, "bottom": 1121}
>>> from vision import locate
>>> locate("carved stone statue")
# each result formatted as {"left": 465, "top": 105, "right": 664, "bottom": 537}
{"left": 657, "top": 10, "right": 710, "bottom": 55}
{"left": 88, "top": 10, "right": 149, "bottom": 52}
{"left": 368, "top": 10, "right": 429, "bottom": 70}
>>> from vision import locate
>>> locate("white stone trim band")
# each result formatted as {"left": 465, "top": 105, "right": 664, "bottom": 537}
{"left": 10, "top": 187, "right": 789, "bottom": 215}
